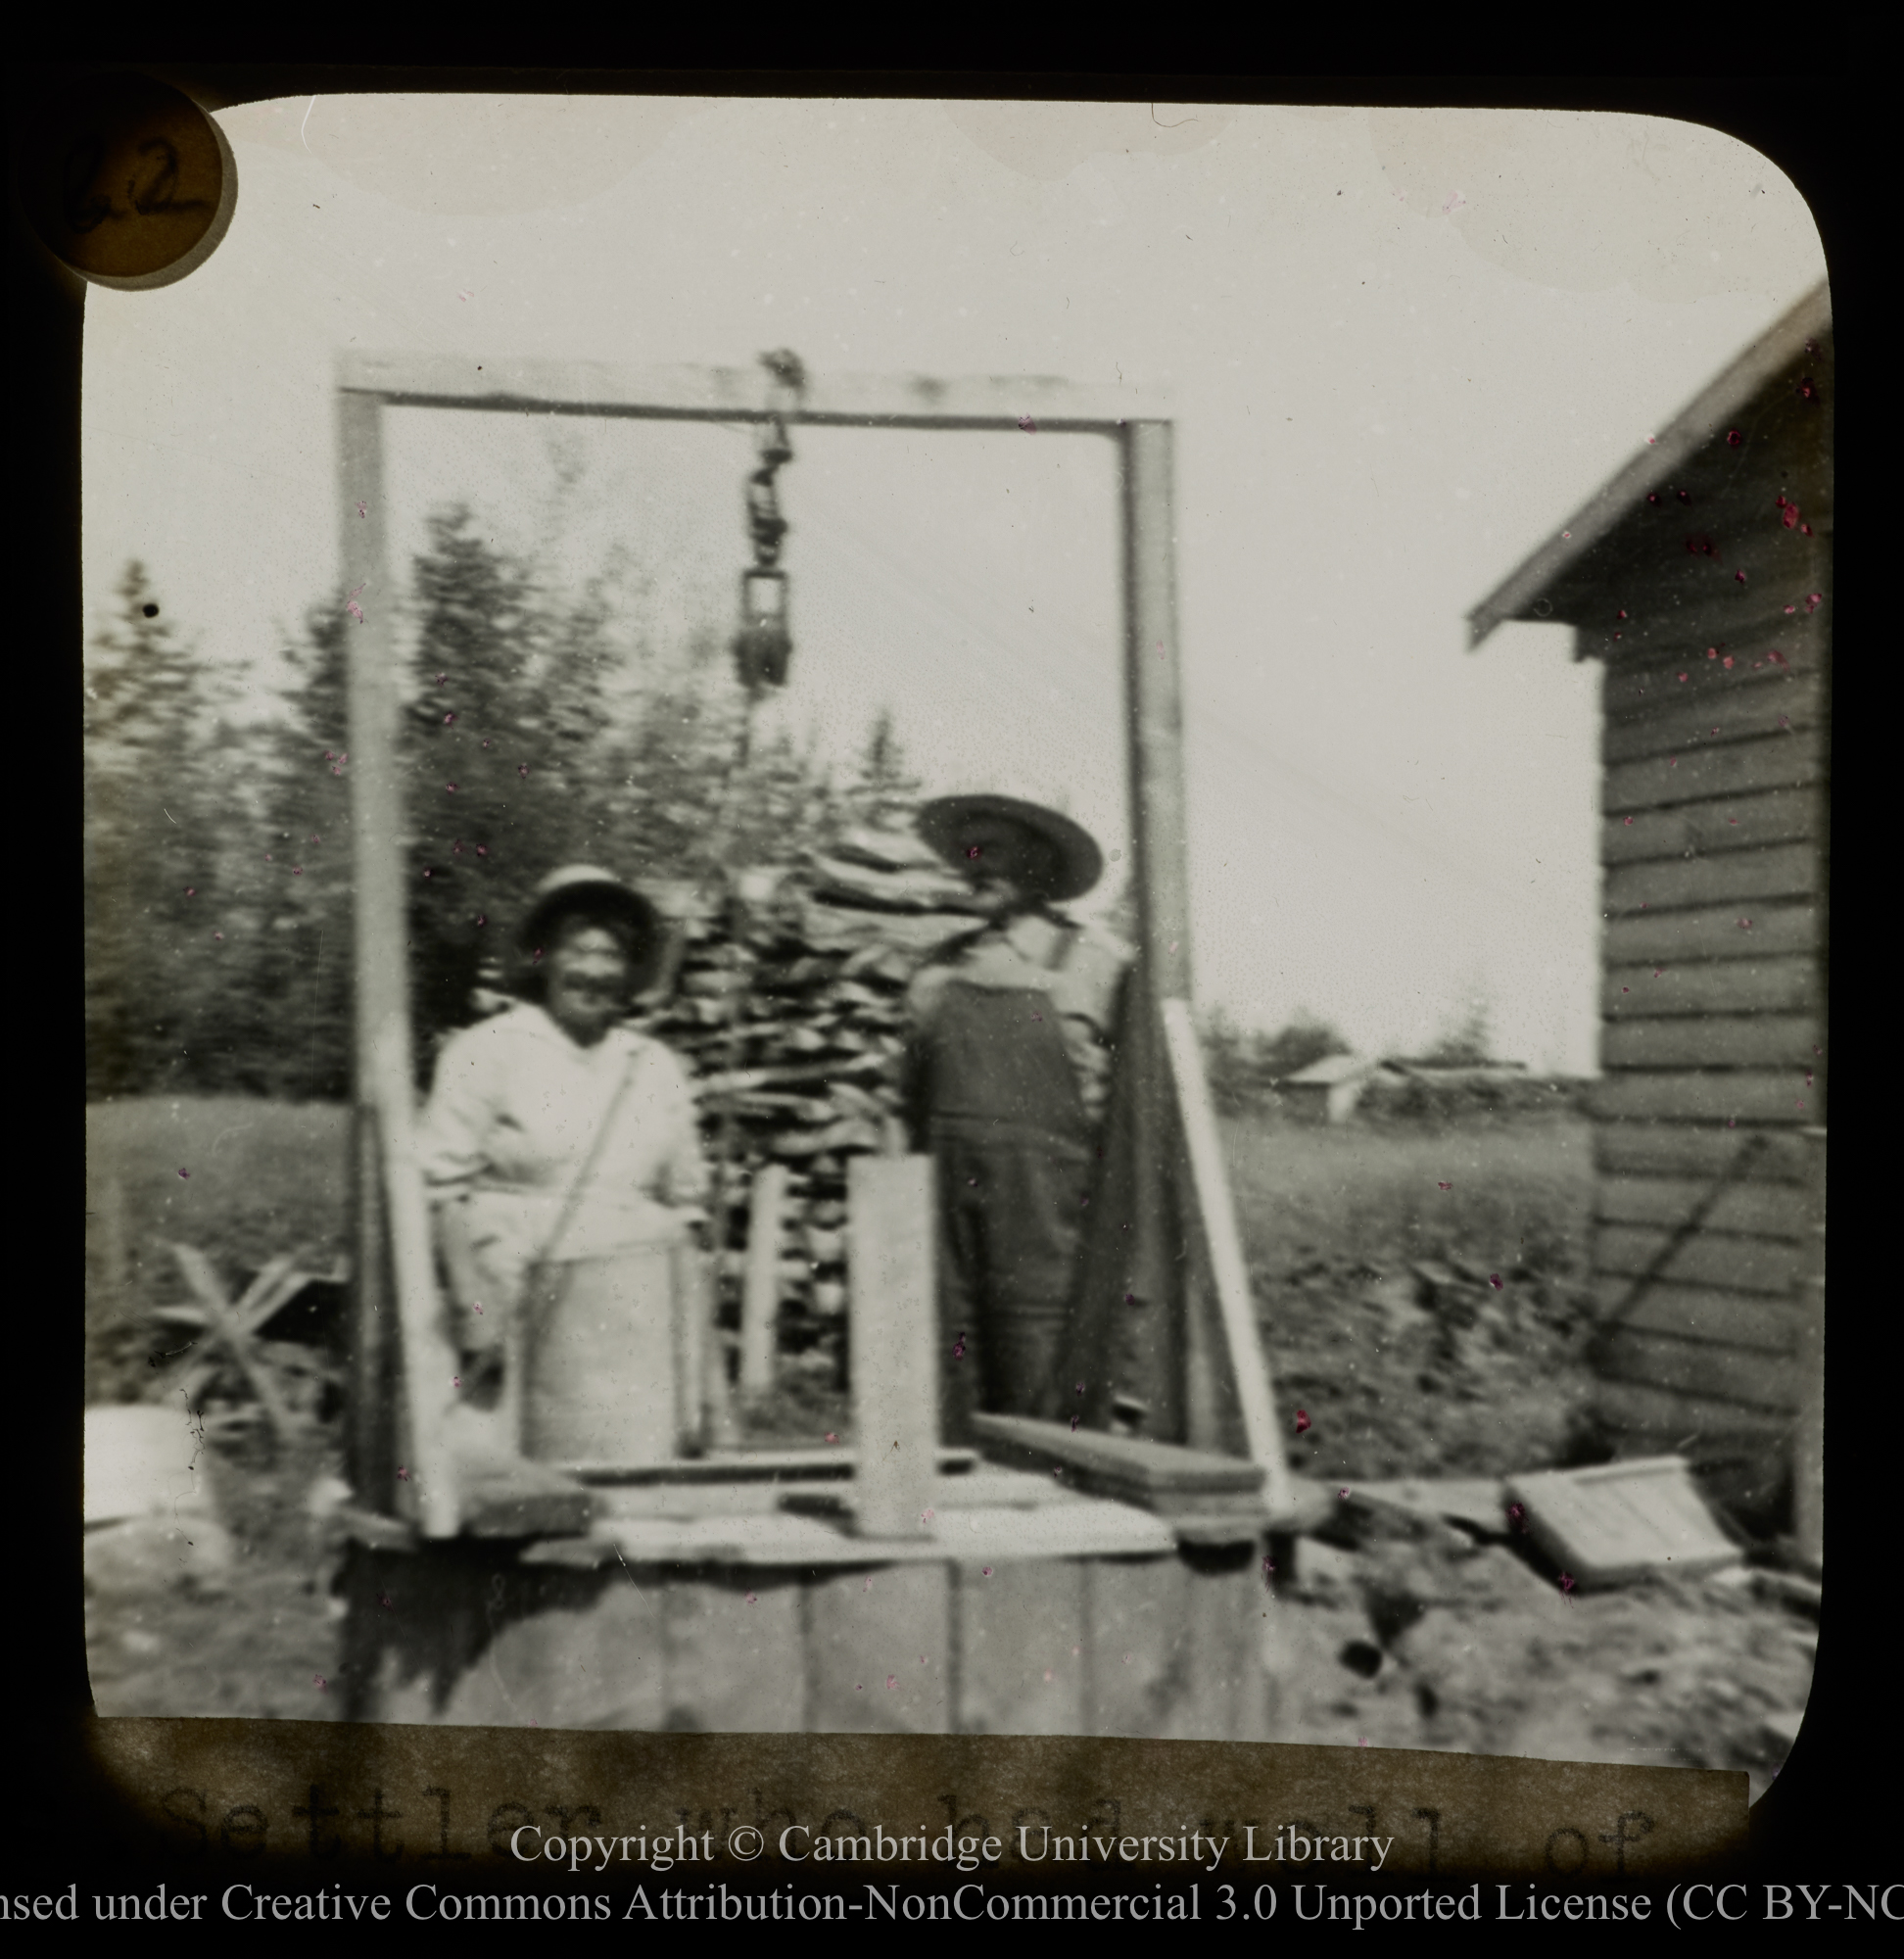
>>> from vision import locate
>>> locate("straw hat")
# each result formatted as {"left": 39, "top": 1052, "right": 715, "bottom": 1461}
{"left": 516, "top": 866, "right": 664, "bottom": 988}
{"left": 915, "top": 794, "right": 1104, "bottom": 904}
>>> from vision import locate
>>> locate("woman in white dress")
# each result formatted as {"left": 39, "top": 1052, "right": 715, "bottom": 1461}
{"left": 417, "top": 866, "right": 710, "bottom": 1464}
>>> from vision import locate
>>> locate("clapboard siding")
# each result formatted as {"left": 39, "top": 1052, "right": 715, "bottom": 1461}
{"left": 1601, "top": 641, "right": 1824, "bottom": 720}
{"left": 1602, "top": 903, "right": 1820, "bottom": 965}
{"left": 1601, "top": 677, "right": 1824, "bottom": 763}
{"left": 1599, "top": 1328, "right": 1799, "bottom": 1412}
{"left": 1591, "top": 1280, "right": 1796, "bottom": 1355}
{"left": 1589, "top": 1074, "right": 1815, "bottom": 1123}
{"left": 1598, "top": 1013, "right": 1821, "bottom": 1069}
{"left": 1592, "top": 1222, "right": 1803, "bottom": 1296}
{"left": 1602, "top": 956, "right": 1819, "bottom": 1017}
{"left": 1595, "top": 1122, "right": 1812, "bottom": 1182}
{"left": 1602, "top": 730, "right": 1823, "bottom": 815}
{"left": 1602, "top": 788, "right": 1822, "bottom": 867}
{"left": 1595, "top": 1174, "right": 1812, "bottom": 1240}
{"left": 1602, "top": 846, "right": 1820, "bottom": 916}
{"left": 1594, "top": 1379, "right": 1791, "bottom": 1449}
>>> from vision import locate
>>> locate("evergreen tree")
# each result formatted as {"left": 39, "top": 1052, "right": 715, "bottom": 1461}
{"left": 83, "top": 564, "right": 236, "bottom": 1097}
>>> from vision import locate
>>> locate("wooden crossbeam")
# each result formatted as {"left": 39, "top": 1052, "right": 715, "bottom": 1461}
{"left": 166, "top": 1244, "right": 308, "bottom": 1448}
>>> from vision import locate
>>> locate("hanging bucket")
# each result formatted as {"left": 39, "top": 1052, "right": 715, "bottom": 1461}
{"left": 520, "top": 1244, "right": 710, "bottom": 1465}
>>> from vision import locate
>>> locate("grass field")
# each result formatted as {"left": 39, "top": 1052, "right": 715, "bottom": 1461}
{"left": 1221, "top": 1109, "right": 1600, "bottom": 1483}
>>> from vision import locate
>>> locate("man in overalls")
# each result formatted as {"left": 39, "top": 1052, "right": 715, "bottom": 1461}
{"left": 903, "top": 794, "right": 1131, "bottom": 1439}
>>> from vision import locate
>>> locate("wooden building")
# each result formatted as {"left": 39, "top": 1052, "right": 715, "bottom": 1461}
{"left": 1278, "top": 1052, "right": 1398, "bottom": 1124}
{"left": 1467, "top": 283, "right": 1830, "bottom": 1535}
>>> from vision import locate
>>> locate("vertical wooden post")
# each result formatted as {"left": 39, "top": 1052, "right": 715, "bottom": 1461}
{"left": 1119, "top": 420, "right": 1195, "bottom": 1443}
{"left": 1793, "top": 1124, "right": 1825, "bottom": 1575}
{"left": 847, "top": 1156, "right": 937, "bottom": 1539}
{"left": 337, "top": 382, "right": 459, "bottom": 1539}
{"left": 740, "top": 1164, "right": 788, "bottom": 1400}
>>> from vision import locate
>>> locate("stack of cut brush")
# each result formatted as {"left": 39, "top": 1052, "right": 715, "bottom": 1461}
{"left": 633, "top": 825, "right": 983, "bottom": 1364}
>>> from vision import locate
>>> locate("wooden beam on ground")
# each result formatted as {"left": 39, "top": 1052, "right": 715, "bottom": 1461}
{"left": 167, "top": 1244, "right": 305, "bottom": 1450}
{"left": 846, "top": 1156, "right": 937, "bottom": 1539}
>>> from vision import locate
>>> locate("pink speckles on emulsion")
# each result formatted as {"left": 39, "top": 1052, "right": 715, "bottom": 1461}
{"left": 951, "top": 1332, "right": 967, "bottom": 1361}
{"left": 1071, "top": 1415, "right": 1080, "bottom": 1432}
{"left": 357, "top": 502, "right": 367, "bottom": 518}
{"left": 1438, "top": 1181, "right": 1452, "bottom": 1191}
{"left": 1735, "top": 571, "right": 1747, "bottom": 584}
{"left": 1559, "top": 1573, "right": 1577, "bottom": 1602}
{"left": 1489, "top": 1274, "right": 1503, "bottom": 1290}
{"left": 743, "top": 1592, "right": 756, "bottom": 1605}
{"left": 1507, "top": 1502, "right": 1528, "bottom": 1534}
{"left": 1623, "top": 817, "right": 1634, "bottom": 827}
{"left": 177, "top": 1169, "right": 189, "bottom": 1179}
{"left": 397, "top": 1466, "right": 409, "bottom": 1481}
{"left": 826, "top": 1432, "right": 838, "bottom": 1444}
{"left": 214, "top": 932, "right": 224, "bottom": 941}
{"left": 446, "top": 784, "right": 457, "bottom": 794}
{"left": 444, "top": 713, "right": 455, "bottom": 725}
{"left": 185, "top": 886, "right": 196, "bottom": 897}
{"left": 1727, "top": 430, "right": 1743, "bottom": 448}
{"left": 346, "top": 584, "right": 366, "bottom": 624}
{"left": 519, "top": 764, "right": 530, "bottom": 780}
{"left": 1339, "top": 1489, "right": 1352, "bottom": 1501}
{"left": 379, "top": 1591, "right": 395, "bottom": 1611}
{"left": 1295, "top": 1410, "right": 1310, "bottom": 1435}
{"left": 1018, "top": 415, "right": 1036, "bottom": 434}
{"left": 982, "top": 1566, "right": 992, "bottom": 1577}
{"left": 314, "top": 1676, "right": 327, "bottom": 1691}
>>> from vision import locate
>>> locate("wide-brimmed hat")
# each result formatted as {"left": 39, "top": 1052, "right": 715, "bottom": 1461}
{"left": 915, "top": 794, "right": 1104, "bottom": 903}
{"left": 516, "top": 866, "right": 664, "bottom": 987}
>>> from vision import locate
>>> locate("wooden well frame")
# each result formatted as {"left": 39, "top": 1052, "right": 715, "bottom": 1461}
{"left": 333, "top": 353, "right": 1289, "bottom": 1539}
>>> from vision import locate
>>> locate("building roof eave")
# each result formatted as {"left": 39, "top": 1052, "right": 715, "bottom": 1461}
{"left": 1465, "top": 279, "right": 1832, "bottom": 652}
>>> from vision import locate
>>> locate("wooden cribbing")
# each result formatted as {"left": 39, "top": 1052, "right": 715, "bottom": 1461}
{"left": 846, "top": 1156, "right": 937, "bottom": 1539}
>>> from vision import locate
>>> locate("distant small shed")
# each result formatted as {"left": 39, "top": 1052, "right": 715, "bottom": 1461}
{"left": 1467, "top": 282, "right": 1830, "bottom": 1530}
{"left": 1279, "top": 1052, "right": 1394, "bottom": 1124}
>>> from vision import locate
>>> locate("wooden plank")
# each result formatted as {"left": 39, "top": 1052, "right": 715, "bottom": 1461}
{"left": 1170, "top": 1554, "right": 1272, "bottom": 1743}
{"left": 953, "top": 1558, "right": 1088, "bottom": 1736}
{"left": 804, "top": 1563, "right": 952, "bottom": 1734}
{"left": 1162, "top": 998, "right": 1287, "bottom": 1490}
{"left": 1600, "top": 1329, "right": 1800, "bottom": 1412}
{"left": 1601, "top": 643, "right": 1825, "bottom": 720}
{"left": 1603, "top": 730, "right": 1822, "bottom": 815}
{"left": 1603, "top": 956, "right": 1819, "bottom": 1018}
{"left": 661, "top": 1572, "right": 806, "bottom": 1734}
{"left": 846, "top": 1157, "right": 938, "bottom": 1540}
{"left": 1601, "top": 788, "right": 1821, "bottom": 866}
{"left": 438, "top": 1565, "right": 669, "bottom": 1731}
{"left": 1126, "top": 423, "right": 1192, "bottom": 1001}
{"left": 1501, "top": 1459, "right": 1739, "bottom": 1590}
{"left": 739, "top": 1164, "right": 788, "bottom": 1399}
{"left": 339, "top": 350, "right": 1161, "bottom": 429}
{"left": 1593, "top": 1377, "right": 1791, "bottom": 1451}
{"left": 1603, "top": 902, "right": 1820, "bottom": 965}
{"left": 1595, "top": 1174, "right": 1812, "bottom": 1240}
{"left": 1595, "top": 1122, "right": 1811, "bottom": 1182}
{"left": 1083, "top": 1554, "right": 1189, "bottom": 1739}
{"left": 1794, "top": 1275, "right": 1824, "bottom": 1572}
{"left": 1602, "top": 680, "right": 1824, "bottom": 764}
{"left": 1593, "top": 1223, "right": 1802, "bottom": 1297}
{"left": 1588, "top": 1074, "right": 1816, "bottom": 1124}
{"left": 1589, "top": 1280, "right": 1795, "bottom": 1355}
{"left": 1602, "top": 847, "right": 1821, "bottom": 917}
{"left": 1599, "top": 1013, "right": 1821, "bottom": 1069}
{"left": 971, "top": 1412, "right": 1266, "bottom": 1512}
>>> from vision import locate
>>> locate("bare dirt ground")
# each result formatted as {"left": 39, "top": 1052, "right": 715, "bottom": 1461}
{"left": 85, "top": 1098, "right": 1815, "bottom": 1797}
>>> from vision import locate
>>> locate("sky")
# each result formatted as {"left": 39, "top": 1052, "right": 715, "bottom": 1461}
{"left": 80, "top": 96, "right": 1828, "bottom": 1073}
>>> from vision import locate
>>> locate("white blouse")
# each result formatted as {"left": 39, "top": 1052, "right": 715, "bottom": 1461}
{"left": 417, "top": 1004, "right": 709, "bottom": 1275}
